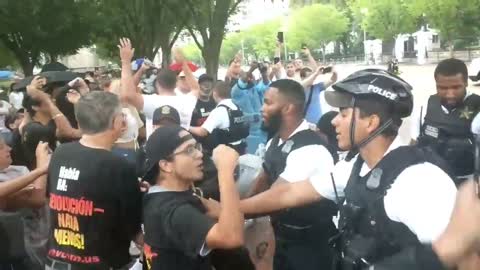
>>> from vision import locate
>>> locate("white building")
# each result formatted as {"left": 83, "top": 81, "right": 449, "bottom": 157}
{"left": 395, "top": 26, "right": 441, "bottom": 63}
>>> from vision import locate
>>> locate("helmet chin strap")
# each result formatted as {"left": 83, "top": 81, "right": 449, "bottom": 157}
{"left": 345, "top": 97, "right": 394, "bottom": 161}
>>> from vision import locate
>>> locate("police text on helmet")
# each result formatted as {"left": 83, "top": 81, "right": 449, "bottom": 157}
{"left": 368, "top": 85, "right": 398, "bottom": 101}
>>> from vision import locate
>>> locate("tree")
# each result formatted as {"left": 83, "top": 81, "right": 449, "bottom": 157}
{"left": 288, "top": 4, "right": 349, "bottom": 62}
{"left": 182, "top": 44, "right": 204, "bottom": 65}
{"left": 0, "top": 0, "right": 97, "bottom": 75}
{"left": 406, "top": 0, "right": 480, "bottom": 56}
{"left": 96, "top": 0, "right": 185, "bottom": 67}
{"left": 220, "top": 33, "right": 243, "bottom": 65}
{"left": 0, "top": 43, "right": 18, "bottom": 68}
{"left": 183, "top": 0, "right": 244, "bottom": 78}
{"left": 349, "top": 0, "right": 418, "bottom": 49}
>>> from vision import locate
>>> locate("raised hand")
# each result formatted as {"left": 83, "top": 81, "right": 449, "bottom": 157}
{"left": 35, "top": 141, "right": 51, "bottom": 173}
{"left": 212, "top": 145, "right": 239, "bottom": 174}
{"left": 66, "top": 89, "right": 81, "bottom": 104}
{"left": 118, "top": 38, "right": 135, "bottom": 63}
{"left": 27, "top": 76, "right": 47, "bottom": 93}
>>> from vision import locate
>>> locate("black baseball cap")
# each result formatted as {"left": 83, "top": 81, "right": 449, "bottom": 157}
{"left": 152, "top": 105, "right": 180, "bottom": 125}
{"left": 198, "top": 74, "right": 214, "bottom": 84}
{"left": 142, "top": 126, "right": 194, "bottom": 183}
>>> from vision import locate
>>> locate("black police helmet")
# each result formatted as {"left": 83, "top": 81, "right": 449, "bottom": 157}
{"left": 326, "top": 69, "right": 413, "bottom": 119}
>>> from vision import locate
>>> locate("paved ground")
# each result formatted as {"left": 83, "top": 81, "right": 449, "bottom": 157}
{"left": 332, "top": 63, "right": 480, "bottom": 143}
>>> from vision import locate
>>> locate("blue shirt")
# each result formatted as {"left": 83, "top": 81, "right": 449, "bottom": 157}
{"left": 304, "top": 82, "right": 326, "bottom": 124}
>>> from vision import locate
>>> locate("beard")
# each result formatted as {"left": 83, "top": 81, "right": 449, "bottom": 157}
{"left": 441, "top": 98, "right": 464, "bottom": 112}
{"left": 261, "top": 113, "right": 282, "bottom": 135}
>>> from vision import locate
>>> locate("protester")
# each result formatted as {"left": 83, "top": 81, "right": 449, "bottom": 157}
{"left": 190, "top": 81, "right": 249, "bottom": 155}
{"left": 106, "top": 79, "right": 144, "bottom": 164}
{"left": 411, "top": 58, "right": 480, "bottom": 186}
{"left": 0, "top": 98, "right": 13, "bottom": 134}
{"left": 118, "top": 38, "right": 199, "bottom": 138}
{"left": 300, "top": 66, "right": 338, "bottom": 125}
{"left": 0, "top": 139, "right": 50, "bottom": 270}
{"left": 316, "top": 111, "right": 340, "bottom": 162}
{"left": 46, "top": 91, "right": 142, "bottom": 269}
{"left": 190, "top": 74, "right": 217, "bottom": 128}
{"left": 142, "top": 126, "right": 244, "bottom": 270}
{"left": 231, "top": 62, "right": 270, "bottom": 152}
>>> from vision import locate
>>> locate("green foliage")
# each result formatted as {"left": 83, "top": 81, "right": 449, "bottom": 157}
{"left": 407, "top": 0, "right": 480, "bottom": 48}
{"left": 288, "top": 4, "right": 349, "bottom": 50}
{"left": 183, "top": 0, "right": 244, "bottom": 77}
{"left": 0, "top": 43, "right": 18, "bottom": 68}
{"left": 182, "top": 44, "right": 204, "bottom": 65}
{"left": 95, "top": 0, "right": 185, "bottom": 66}
{"left": 349, "top": 0, "right": 417, "bottom": 42}
{"left": 0, "top": 0, "right": 98, "bottom": 75}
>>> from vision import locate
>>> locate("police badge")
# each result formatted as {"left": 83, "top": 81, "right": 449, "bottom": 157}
{"left": 162, "top": 106, "right": 171, "bottom": 114}
{"left": 460, "top": 106, "right": 475, "bottom": 120}
{"left": 281, "top": 140, "right": 294, "bottom": 153}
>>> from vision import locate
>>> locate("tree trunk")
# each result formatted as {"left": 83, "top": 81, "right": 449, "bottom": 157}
{"left": 449, "top": 40, "right": 455, "bottom": 58}
{"left": 202, "top": 38, "right": 223, "bottom": 79}
{"left": 162, "top": 47, "right": 172, "bottom": 68}
{"left": 20, "top": 60, "right": 34, "bottom": 76}
{"left": 203, "top": 50, "right": 220, "bottom": 80}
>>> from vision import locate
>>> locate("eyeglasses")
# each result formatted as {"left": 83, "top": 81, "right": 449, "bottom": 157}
{"left": 169, "top": 142, "right": 203, "bottom": 158}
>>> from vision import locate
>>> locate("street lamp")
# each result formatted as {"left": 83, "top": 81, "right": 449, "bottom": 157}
{"left": 361, "top": 8, "right": 368, "bottom": 64}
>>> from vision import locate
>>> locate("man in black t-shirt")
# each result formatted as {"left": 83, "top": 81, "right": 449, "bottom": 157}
{"left": 190, "top": 74, "right": 217, "bottom": 128}
{"left": 142, "top": 126, "right": 244, "bottom": 270}
{"left": 22, "top": 94, "right": 57, "bottom": 169}
{"left": 46, "top": 92, "right": 142, "bottom": 270}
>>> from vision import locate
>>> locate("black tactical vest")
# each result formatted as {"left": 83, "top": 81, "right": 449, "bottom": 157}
{"left": 205, "top": 103, "right": 249, "bottom": 154}
{"left": 417, "top": 94, "right": 480, "bottom": 177}
{"left": 263, "top": 129, "right": 338, "bottom": 242}
{"left": 335, "top": 146, "right": 453, "bottom": 270}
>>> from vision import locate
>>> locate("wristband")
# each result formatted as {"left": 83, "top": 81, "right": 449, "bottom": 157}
{"left": 52, "top": 113, "right": 64, "bottom": 119}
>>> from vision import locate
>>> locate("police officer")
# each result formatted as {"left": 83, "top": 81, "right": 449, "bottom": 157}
{"left": 203, "top": 70, "right": 458, "bottom": 269}
{"left": 190, "top": 81, "right": 249, "bottom": 155}
{"left": 240, "top": 79, "right": 339, "bottom": 270}
{"left": 411, "top": 58, "right": 480, "bottom": 185}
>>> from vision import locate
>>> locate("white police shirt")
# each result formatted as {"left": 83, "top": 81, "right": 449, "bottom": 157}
{"left": 265, "top": 120, "right": 335, "bottom": 183}
{"left": 201, "top": 99, "right": 243, "bottom": 146}
{"left": 309, "top": 137, "right": 457, "bottom": 243}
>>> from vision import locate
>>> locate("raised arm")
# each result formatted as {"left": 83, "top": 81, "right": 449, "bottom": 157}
{"left": 301, "top": 66, "right": 324, "bottom": 88}
{"left": 323, "top": 68, "right": 338, "bottom": 89}
{"left": 173, "top": 48, "right": 200, "bottom": 98}
{"left": 26, "top": 77, "right": 82, "bottom": 140}
{"left": 302, "top": 47, "right": 318, "bottom": 70}
{"left": 118, "top": 38, "right": 144, "bottom": 111}
{"left": 4, "top": 142, "right": 50, "bottom": 210}
{"left": 240, "top": 179, "right": 323, "bottom": 216}
{"left": 205, "top": 145, "right": 244, "bottom": 249}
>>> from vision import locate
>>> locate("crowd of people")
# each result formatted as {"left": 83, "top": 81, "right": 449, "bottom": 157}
{"left": 0, "top": 36, "right": 480, "bottom": 270}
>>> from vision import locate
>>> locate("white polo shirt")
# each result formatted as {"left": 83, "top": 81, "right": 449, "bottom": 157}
{"left": 143, "top": 93, "right": 197, "bottom": 138}
{"left": 266, "top": 120, "right": 335, "bottom": 183}
{"left": 201, "top": 99, "right": 243, "bottom": 145}
{"left": 309, "top": 137, "right": 457, "bottom": 243}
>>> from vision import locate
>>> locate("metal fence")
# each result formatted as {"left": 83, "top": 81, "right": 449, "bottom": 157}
{"left": 324, "top": 49, "right": 480, "bottom": 65}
